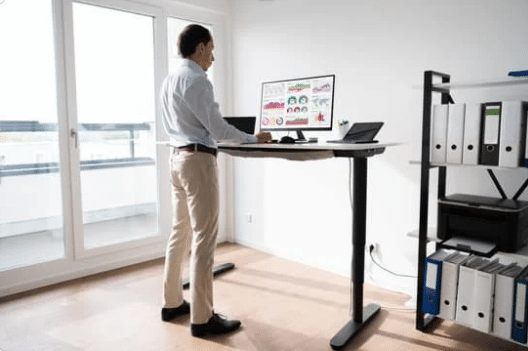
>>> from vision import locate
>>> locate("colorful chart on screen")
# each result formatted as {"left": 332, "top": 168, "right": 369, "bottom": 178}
{"left": 260, "top": 75, "right": 335, "bottom": 132}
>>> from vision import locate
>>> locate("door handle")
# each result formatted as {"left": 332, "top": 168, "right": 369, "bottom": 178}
{"left": 70, "top": 128, "right": 78, "bottom": 148}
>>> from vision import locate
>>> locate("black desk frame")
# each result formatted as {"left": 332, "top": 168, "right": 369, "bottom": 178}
{"left": 329, "top": 155, "right": 381, "bottom": 350}
{"left": 218, "top": 142, "right": 393, "bottom": 350}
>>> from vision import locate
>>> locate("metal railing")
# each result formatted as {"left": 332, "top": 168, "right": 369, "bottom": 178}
{"left": 0, "top": 121, "right": 155, "bottom": 179}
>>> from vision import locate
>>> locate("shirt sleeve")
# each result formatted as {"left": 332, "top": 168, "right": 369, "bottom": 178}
{"left": 184, "top": 77, "right": 258, "bottom": 144}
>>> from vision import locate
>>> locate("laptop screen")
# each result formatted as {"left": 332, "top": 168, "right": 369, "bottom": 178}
{"left": 344, "top": 122, "right": 384, "bottom": 141}
{"left": 224, "top": 116, "right": 256, "bottom": 134}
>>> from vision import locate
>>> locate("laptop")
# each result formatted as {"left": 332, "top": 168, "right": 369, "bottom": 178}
{"left": 224, "top": 116, "right": 256, "bottom": 134}
{"left": 327, "top": 122, "right": 384, "bottom": 144}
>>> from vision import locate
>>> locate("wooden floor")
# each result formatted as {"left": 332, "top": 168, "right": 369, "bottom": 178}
{"left": 0, "top": 243, "right": 526, "bottom": 351}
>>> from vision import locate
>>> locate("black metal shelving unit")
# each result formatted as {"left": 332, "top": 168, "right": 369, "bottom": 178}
{"left": 415, "top": 70, "right": 528, "bottom": 333}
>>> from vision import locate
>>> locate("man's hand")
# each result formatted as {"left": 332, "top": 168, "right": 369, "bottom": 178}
{"left": 255, "top": 131, "right": 272, "bottom": 143}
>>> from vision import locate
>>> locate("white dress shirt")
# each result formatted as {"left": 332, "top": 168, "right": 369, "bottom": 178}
{"left": 160, "top": 59, "right": 257, "bottom": 148}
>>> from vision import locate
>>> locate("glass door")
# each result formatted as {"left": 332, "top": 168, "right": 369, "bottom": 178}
{"left": 0, "top": 0, "right": 226, "bottom": 296}
{"left": 68, "top": 2, "right": 162, "bottom": 254}
{"left": 0, "top": 0, "right": 67, "bottom": 270}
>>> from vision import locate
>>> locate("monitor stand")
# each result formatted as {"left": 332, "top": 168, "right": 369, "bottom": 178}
{"left": 295, "top": 130, "right": 306, "bottom": 141}
{"left": 295, "top": 130, "right": 317, "bottom": 143}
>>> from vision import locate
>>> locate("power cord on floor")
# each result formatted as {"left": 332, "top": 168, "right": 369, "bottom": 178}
{"left": 381, "top": 306, "right": 416, "bottom": 312}
{"left": 368, "top": 245, "right": 417, "bottom": 312}
{"left": 368, "top": 244, "right": 417, "bottom": 279}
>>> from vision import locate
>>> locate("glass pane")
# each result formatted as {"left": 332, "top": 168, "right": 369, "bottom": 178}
{"left": 0, "top": 0, "right": 65, "bottom": 269}
{"left": 72, "top": 3, "right": 159, "bottom": 249}
{"left": 167, "top": 17, "right": 214, "bottom": 81}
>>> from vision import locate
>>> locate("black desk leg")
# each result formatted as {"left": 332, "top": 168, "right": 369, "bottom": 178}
{"left": 330, "top": 157, "right": 381, "bottom": 350}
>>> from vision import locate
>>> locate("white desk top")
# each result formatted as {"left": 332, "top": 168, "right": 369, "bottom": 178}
{"left": 217, "top": 141, "right": 399, "bottom": 151}
{"left": 217, "top": 141, "right": 400, "bottom": 161}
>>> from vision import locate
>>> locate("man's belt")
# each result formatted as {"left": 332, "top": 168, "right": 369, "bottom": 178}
{"left": 174, "top": 144, "right": 217, "bottom": 157}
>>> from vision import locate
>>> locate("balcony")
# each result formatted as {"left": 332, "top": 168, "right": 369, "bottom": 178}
{"left": 0, "top": 121, "right": 158, "bottom": 270}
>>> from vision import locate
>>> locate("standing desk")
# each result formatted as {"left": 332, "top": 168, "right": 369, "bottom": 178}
{"left": 218, "top": 141, "right": 398, "bottom": 350}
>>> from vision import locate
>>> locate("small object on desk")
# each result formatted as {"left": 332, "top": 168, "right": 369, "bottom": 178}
{"left": 279, "top": 136, "right": 296, "bottom": 144}
{"left": 337, "top": 119, "right": 349, "bottom": 128}
{"left": 508, "top": 70, "right": 528, "bottom": 77}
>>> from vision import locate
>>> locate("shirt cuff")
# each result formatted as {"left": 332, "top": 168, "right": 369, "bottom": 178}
{"left": 247, "top": 135, "right": 258, "bottom": 143}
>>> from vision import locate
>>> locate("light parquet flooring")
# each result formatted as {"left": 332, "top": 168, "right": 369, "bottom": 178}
{"left": 0, "top": 243, "right": 526, "bottom": 351}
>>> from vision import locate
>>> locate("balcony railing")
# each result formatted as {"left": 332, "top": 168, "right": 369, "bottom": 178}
{"left": 0, "top": 121, "right": 156, "bottom": 180}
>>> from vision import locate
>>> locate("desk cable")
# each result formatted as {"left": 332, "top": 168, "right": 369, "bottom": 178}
{"left": 368, "top": 246, "right": 417, "bottom": 279}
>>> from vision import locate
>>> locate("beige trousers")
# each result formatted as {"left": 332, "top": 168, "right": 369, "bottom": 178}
{"left": 163, "top": 150, "right": 219, "bottom": 324}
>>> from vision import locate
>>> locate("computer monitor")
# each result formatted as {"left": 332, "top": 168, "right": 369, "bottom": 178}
{"left": 259, "top": 74, "right": 335, "bottom": 140}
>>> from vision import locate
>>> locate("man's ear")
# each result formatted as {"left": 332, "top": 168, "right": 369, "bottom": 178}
{"left": 195, "top": 42, "right": 205, "bottom": 55}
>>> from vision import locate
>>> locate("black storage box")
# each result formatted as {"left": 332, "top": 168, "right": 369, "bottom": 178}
{"left": 438, "top": 194, "right": 528, "bottom": 253}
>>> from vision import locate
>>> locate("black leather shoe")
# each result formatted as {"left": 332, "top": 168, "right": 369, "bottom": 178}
{"left": 191, "top": 313, "right": 241, "bottom": 337}
{"left": 161, "top": 300, "right": 190, "bottom": 321}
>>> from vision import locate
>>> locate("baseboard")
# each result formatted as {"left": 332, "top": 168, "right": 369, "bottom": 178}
{"left": 233, "top": 237, "right": 414, "bottom": 297}
{"left": 0, "top": 244, "right": 165, "bottom": 299}
{"left": 233, "top": 237, "right": 350, "bottom": 279}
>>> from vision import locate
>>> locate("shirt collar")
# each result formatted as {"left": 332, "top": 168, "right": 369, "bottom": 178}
{"left": 182, "top": 59, "right": 205, "bottom": 76}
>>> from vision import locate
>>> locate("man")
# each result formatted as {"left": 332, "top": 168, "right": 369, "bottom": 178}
{"left": 159, "top": 24, "right": 271, "bottom": 337}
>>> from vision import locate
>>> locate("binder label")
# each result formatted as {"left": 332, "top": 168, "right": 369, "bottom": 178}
{"left": 516, "top": 283, "right": 526, "bottom": 322}
{"left": 484, "top": 106, "right": 500, "bottom": 144}
{"left": 426, "top": 262, "right": 438, "bottom": 289}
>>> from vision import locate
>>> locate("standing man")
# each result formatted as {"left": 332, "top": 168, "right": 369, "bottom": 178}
{"left": 159, "top": 24, "right": 271, "bottom": 337}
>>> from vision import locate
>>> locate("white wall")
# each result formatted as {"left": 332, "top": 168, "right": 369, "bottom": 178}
{"left": 227, "top": 0, "right": 528, "bottom": 296}
{"left": 165, "top": 0, "right": 229, "bottom": 13}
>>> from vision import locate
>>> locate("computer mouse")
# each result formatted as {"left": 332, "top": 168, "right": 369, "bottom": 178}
{"left": 279, "top": 136, "right": 296, "bottom": 144}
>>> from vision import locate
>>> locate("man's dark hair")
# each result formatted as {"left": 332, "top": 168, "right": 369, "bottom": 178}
{"left": 178, "top": 24, "right": 212, "bottom": 58}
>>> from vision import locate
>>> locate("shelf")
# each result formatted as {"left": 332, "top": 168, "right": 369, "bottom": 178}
{"left": 433, "top": 77, "right": 528, "bottom": 90}
{"left": 408, "top": 226, "right": 528, "bottom": 260}
{"left": 409, "top": 160, "right": 528, "bottom": 171}
{"left": 412, "top": 77, "right": 528, "bottom": 90}
{"left": 407, "top": 227, "right": 441, "bottom": 243}
{"left": 494, "top": 244, "right": 528, "bottom": 263}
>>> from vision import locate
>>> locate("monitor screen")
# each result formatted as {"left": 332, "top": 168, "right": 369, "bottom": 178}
{"left": 259, "top": 74, "right": 335, "bottom": 133}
